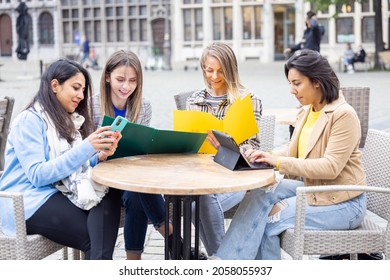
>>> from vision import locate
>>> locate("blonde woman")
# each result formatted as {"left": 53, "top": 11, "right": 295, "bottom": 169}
{"left": 186, "top": 42, "right": 263, "bottom": 256}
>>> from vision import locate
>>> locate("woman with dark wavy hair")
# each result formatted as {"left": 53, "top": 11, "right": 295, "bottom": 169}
{"left": 0, "top": 59, "right": 122, "bottom": 259}
{"left": 213, "top": 49, "right": 366, "bottom": 260}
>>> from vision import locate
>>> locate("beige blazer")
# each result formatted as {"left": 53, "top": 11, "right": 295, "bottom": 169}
{"left": 275, "top": 94, "right": 366, "bottom": 205}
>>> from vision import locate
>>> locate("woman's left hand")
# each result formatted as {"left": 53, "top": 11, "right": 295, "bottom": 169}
{"left": 206, "top": 130, "right": 220, "bottom": 149}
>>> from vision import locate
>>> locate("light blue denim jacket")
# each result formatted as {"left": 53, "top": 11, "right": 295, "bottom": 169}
{"left": 0, "top": 108, "right": 97, "bottom": 236}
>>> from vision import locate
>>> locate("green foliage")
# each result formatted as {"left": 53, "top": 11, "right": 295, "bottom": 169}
{"left": 307, "top": 0, "right": 367, "bottom": 17}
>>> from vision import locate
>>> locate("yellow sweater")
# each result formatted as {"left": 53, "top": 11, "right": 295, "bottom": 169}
{"left": 298, "top": 106, "right": 321, "bottom": 158}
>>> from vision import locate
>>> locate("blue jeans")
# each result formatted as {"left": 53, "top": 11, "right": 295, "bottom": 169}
{"left": 122, "top": 191, "right": 166, "bottom": 253}
{"left": 215, "top": 179, "right": 367, "bottom": 260}
{"left": 192, "top": 190, "right": 246, "bottom": 256}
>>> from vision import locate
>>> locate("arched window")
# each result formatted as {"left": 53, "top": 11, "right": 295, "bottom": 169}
{"left": 38, "top": 12, "right": 54, "bottom": 45}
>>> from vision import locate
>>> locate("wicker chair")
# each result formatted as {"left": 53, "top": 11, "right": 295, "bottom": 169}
{"left": 173, "top": 90, "right": 195, "bottom": 111}
{"left": 280, "top": 129, "right": 390, "bottom": 260}
{"left": 341, "top": 87, "right": 370, "bottom": 148}
{"left": 173, "top": 91, "right": 275, "bottom": 219}
{"left": 0, "top": 191, "right": 70, "bottom": 260}
{"left": 0, "top": 96, "right": 15, "bottom": 171}
{"left": 0, "top": 96, "right": 75, "bottom": 260}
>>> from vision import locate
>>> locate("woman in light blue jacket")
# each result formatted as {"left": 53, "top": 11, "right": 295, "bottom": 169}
{"left": 0, "top": 59, "right": 122, "bottom": 259}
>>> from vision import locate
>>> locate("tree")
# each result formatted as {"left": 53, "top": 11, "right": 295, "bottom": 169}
{"left": 308, "top": 0, "right": 384, "bottom": 69}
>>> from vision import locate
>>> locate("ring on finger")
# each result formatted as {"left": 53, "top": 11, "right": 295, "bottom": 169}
{"left": 98, "top": 133, "right": 103, "bottom": 139}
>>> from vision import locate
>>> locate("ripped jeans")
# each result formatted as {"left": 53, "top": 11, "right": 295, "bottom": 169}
{"left": 192, "top": 191, "right": 246, "bottom": 256}
{"left": 215, "top": 179, "right": 367, "bottom": 260}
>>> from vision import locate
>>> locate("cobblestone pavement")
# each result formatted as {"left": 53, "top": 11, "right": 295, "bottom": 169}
{"left": 1, "top": 58, "right": 389, "bottom": 260}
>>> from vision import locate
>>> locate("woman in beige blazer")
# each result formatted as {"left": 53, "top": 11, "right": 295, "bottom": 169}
{"left": 213, "top": 49, "right": 367, "bottom": 260}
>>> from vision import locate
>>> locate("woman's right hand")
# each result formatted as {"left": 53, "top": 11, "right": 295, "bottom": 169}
{"left": 88, "top": 126, "right": 122, "bottom": 161}
{"left": 244, "top": 149, "right": 278, "bottom": 167}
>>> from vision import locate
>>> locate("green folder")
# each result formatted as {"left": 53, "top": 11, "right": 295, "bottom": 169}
{"left": 102, "top": 115, "right": 207, "bottom": 159}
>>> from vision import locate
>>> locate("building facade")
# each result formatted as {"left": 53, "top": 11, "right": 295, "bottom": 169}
{"left": 0, "top": 0, "right": 389, "bottom": 66}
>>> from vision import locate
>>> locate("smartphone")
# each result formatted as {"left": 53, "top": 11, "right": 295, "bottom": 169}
{"left": 110, "top": 116, "right": 127, "bottom": 133}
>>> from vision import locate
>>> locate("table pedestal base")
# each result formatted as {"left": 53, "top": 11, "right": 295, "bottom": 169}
{"left": 164, "top": 195, "right": 200, "bottom": 260}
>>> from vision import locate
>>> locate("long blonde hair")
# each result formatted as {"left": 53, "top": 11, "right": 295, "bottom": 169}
{"left": 200, "top": 42, "right": 247, "bottom": 103}
{"left": 99, "top": 50, "right": 143, "bottom": 122}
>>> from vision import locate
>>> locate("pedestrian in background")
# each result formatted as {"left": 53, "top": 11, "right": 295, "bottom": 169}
{"left": 284, "top": 10, "right": 322, "bottom": 56}
{"left": 80, "top": 35, "right": 91, "bottom": 66}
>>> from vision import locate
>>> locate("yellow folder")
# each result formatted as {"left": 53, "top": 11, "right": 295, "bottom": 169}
{"left": 173, "top": 94, "right": 259, "bottom": 154}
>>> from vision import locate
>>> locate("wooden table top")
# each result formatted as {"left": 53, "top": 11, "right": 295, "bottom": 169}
{"left": 91, "top": 154, "right": 276, "bottom": 195}
{"left": 263, "top": 108, "right": 299, "bottom": 125}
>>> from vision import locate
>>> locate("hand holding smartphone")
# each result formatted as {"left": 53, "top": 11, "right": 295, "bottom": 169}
{"left": 110, "top": 116, "right": 128, "bottom": 133}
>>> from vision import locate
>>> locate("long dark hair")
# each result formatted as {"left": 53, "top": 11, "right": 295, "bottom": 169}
{"left": 28, "top": 59, "right": 94, "bottom": 143}
{"left": 284, "top": 49, "right": 340, "bottom": 104}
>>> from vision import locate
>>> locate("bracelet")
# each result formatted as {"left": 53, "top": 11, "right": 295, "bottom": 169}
{"left": 275, "top": 158, "right": 281, "bottom": 171}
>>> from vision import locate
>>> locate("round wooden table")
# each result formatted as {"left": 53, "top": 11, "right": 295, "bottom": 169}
{"left": 91, "top": 153, "right": 275, "bottom": 259}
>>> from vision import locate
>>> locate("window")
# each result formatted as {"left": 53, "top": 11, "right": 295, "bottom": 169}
{"left": 183, "top": 8, "right": 203, "bottom": 41}
{"left": 140, "top": 19, "right": 147, "bottom": 41}
{"left": 183, "top": 9, "right": 191, "bottom": 41}
{"left": 336, "top": 18, "right": 354, "bottom": 43}
{"left": 84, "top": 21, "right": 92, "bottom": 42}
{"left": 195, "top": 8, "right": 203, "bottom": 40}
{"left": 362, "top": 16, "right": 375, "bottom": 43}
{"left": 212, "top": 7, "right": 232, "bottom": 40}
{"left": 140, "top": 6, "right": 147, "bottom": 16}
{"left": 107, "top": 20, "right": 114, "bottom": 42}
{"left": 361, "top": 0, "right": 371, "bottom": 12}
{"left": 117, "top": 20, "right": 124, "bottom": 41}
{"left": 129, "top": 19, "right": 138, "bottom": 41}
{"left": 71, "top": 9, "right": 79, "bottom": 18}
{"left": 116, "top": 7, "right": 124, "bottom": 16}
{"left": 94, "top": 8, "right": 100, "bottom": 17}
{"left": 129, "top": 6, "right": 137, "bottom": 16}
{"left": 94, "top": 20, "right": 101, "bottom": 42}
{"left": 317, "top": 19, "right": 329, "bottom": 44}
{"left": 63, "top": 22, "right": 70, "bottom": 43}
{"left": 83, "top": 8, "right": 92, "bottom": 18}
{"left": 62, "top": 10, "right": 69, "bottom": 19}
{"left": 212, "top": 8, "right": 221, "bottom": 40}
{"left": 242, "top": 5, "right": 262, "bottom": 40}
{"left": 106, "top": 7, "right": 114, "bottom": 17}
{"left": 38, "top": 12, "right": 54, "bottom": 45}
